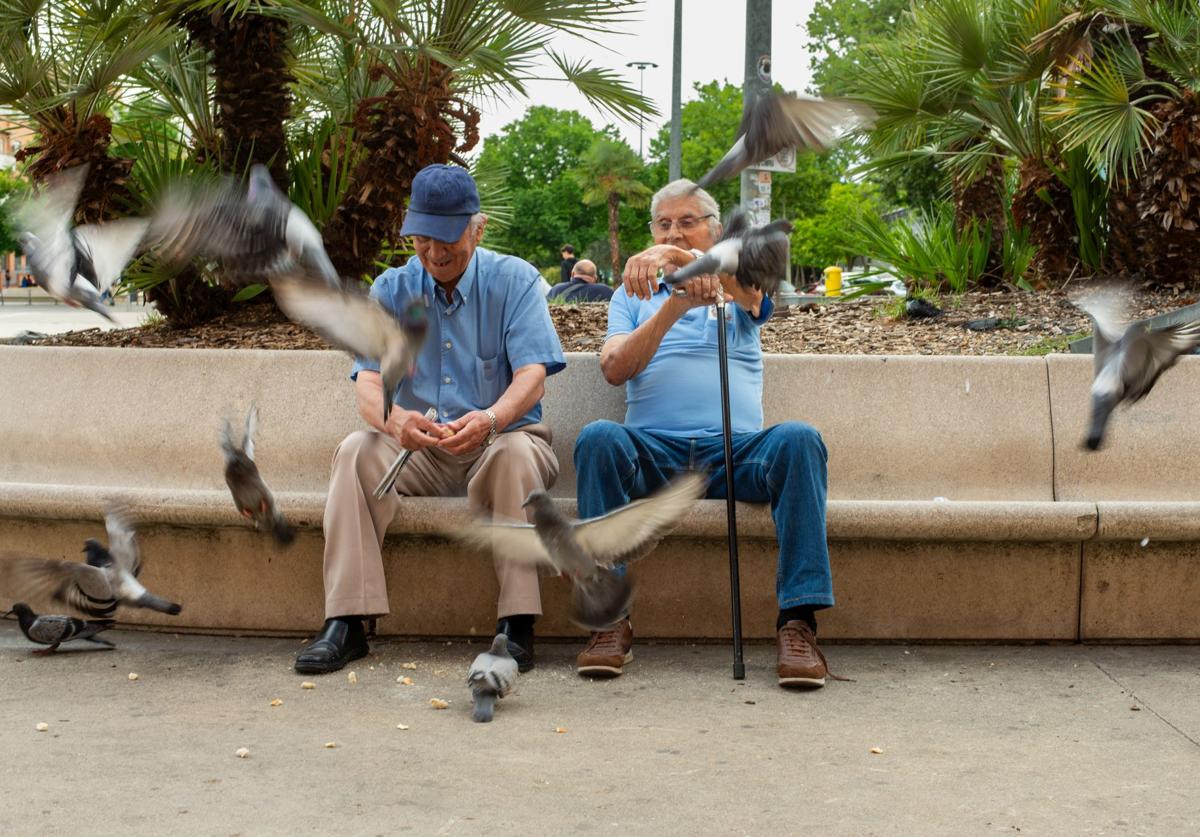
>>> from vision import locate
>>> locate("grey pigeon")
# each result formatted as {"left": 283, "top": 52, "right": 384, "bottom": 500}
{"left": 271, "top": 275, "right": 429, "bottom": 424}
{"left": 148, "top": 164, "right": 339, "bottom": 287}
{"left": 453, "top": 472, "right": 706, "bottom": 630}
{"left": 696, "top": 91, "right": 875, "bottom": 189}
{"left": 9, "top": 602, "right": 114, "bottom": 655}
{"left": 665, "top": 208, "right": 792, "bottom": 297}
{"left": 466, "top": 633, "right": 520, "bottom": 723}
{"left": 15, "top": 165, "right": 147, "bottom": 320}
{"left": 1076, "top": 290, "right": 1200, "bottom": 450}
{"left": 1, "top": 507, "right": 182, "bottom": 619}
{"left": 221, "top": 404, "right": 294, "bottom": 545}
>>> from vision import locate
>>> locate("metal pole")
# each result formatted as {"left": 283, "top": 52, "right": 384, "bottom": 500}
{"left": 741, "top": 0, "right": 772, "bottom": 218}
{"left": 669, "top": 0, "right": 683, "bottom": 181}
{"left": 715, "top": 295, "right": 745, "bottom": 680}
{"left": 626, "top": 61, "right": 658, "bottom": 158}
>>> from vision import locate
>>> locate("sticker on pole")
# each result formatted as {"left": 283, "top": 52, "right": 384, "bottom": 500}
{"left": 753, "top": 147, "right": 796, "bottom": 173}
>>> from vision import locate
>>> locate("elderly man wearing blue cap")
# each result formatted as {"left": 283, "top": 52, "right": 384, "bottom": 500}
{"left": 296, "top": 164, "right": 565, "bottom": 675}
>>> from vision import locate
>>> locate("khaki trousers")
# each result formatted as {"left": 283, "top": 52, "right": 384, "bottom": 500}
{"left": 322, "top": 424, "right": 558, "bottom": 620}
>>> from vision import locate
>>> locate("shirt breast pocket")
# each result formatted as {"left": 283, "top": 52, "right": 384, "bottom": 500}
{"left": 475, "top": 355, "right": 503, "bottom": 405}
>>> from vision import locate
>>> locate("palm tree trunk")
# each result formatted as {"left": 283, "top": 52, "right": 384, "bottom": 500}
{"left": 607, "top": 192, "right": 620, "bottom": 280}
{"left": 184, "top": 10, "right": 293, "bottom": 185}
{"left": 1012, "top": 157, "right": 1080, "bottom": 284}
{"left": 951, "top": 153, "right": 1005, "bottom": 285}
{"left": 18, "top": 110, "right": 134, "bottom": 224}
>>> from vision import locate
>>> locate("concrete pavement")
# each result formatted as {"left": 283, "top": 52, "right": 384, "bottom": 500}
{"left": 1, "top": 622, "right": 1196, "bottom": 836}
{"left": 0, "top": 300, "right": 150, "bottom": 338}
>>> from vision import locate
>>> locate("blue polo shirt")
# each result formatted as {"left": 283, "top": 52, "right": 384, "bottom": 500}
{"left": 350, "top": 247, "right": 565, "bottom": 428}
{"left": 606, "top": 279, "right": 774, "bottom": 436}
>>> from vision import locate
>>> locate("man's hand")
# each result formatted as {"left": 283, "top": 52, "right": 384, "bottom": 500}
{"left": 389, "top": 408, "right": 446, "bottom": 450}
{"left": 621, "top": 244, "right": 688, "bottom": 300}
{"left": 669, "top": 274, "right": 732, "bottom": 312}
{"left": 437, "top": 410, "right": 493, "bottom": 454}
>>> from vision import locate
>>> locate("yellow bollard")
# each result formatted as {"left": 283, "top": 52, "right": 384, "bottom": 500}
{"left": 823, "top": 265, "right": 842, "bottom": 297}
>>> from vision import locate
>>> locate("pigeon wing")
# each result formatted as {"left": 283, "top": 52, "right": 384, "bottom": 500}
{"left": 104, "top": 506, "right": 142, "bottom": 578}
{"left": 16, "top": 166, "right": 88, "bottom": 295}
{"left": 1075, "top": 291, "right": 1128, "bottom": 376}
{"left": 1, "top": 555, "right": 116, "bottom": 617}
{"left": 572, "top": 471, "right": 707, "bottom": 567}
{"left": 243, "top": 404, "right": 258, "bottom": 461}
{"left": 772, "top": 94, "right": 875, "bottom": 153}
{"left": 27, "top": 614, "right": 76, "bottom": 645}
{"left": 736, "top": 220, "right": 793, "bottom": 296}
{"left": 452, "top": 521, "right": 556, "bottom": 569}
{"left": 1122, "top": 320, "right": 1200, "bottom": 402}
{"left": 71, "top": 218, "right": 149, "bottom": 293}
{"left": 271, "top": 276, "right": 398, "bottom": 362}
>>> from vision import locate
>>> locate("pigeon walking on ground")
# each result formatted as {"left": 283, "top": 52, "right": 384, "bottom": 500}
{"left": 452, "top": 472, "right": 707, "bottom": 630}
{"left": 221, "top": 405, "right": 294, "bottom": 545}
{"left": 0, "top": 508, "right": 182, "bottom": 619}
{"left": 271, "top": 275, "right": 429, "bottom": 424}
{"left": 15, "top": 165, "right": 148, "bottom": 320}
{"left": 147, "top": 164, "right": 339, "bottom": 288}
{"left": 8, "top": 602, "right": 114, "bottom": 655}
{"left": 696, "top": 91, "right": 874, "bottom": 189}
{"left": 1076, "top": 290, "right": 1200, "bottom": 450}
{"left": 467, "top": 633, "right": 520, "bottom": 723}
{"left": 665, "top": 208, "right": 792, "bottom": 297}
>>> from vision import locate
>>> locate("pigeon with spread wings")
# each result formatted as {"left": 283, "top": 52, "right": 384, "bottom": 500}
{"left": 452, "top": 472, "right": 707, "bottom": 630}
{"left": 696, "top": 91, "right": 874, "bottom": 189}
{"left": 664, "top": 207, "right": 792, "bottom": 297}
{"left": 1076, "top": 290, "right": 1200, "bottom": 451}
{"left": 221, "top": 405, "right": 294, "bottom": 545}
{"left": 15, "top": 165, "right": 147, "bottom": 320}
{"left": 271, "top": 276, "right": 429, "bottom": 425}
{"left": 0, "top": 507, "right": 182, "bottom": 619}
{"left": 148, "top": 164, "right": 339, "bottom": 288}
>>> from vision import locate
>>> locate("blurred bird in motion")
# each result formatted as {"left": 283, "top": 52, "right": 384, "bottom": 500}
{"left": 696, "top": 91, "right": 874, "bottom": 189}
{"left": 221, "top": 404, "right": 294, "bottom": 545}
{"left": 271, "top": 275, "right": 429, "bottom": 425}
{"left": 452, "top": 472, "right": 707, "bottom": 630}
{"left": 15, "top": 165, "right": 147, "bottom": 320}
{"left": 665, "top": 207, "right": 792, "bottom": 297}
{"left": 1075, "top": 289, "right": 1200, "bottom": 450}
{"left": 148, "top": 164, "right": 339, "bottom": 288}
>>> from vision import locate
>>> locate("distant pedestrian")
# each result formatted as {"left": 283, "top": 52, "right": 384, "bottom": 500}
{"left": 547, "top": 259, "right": 613, "bottom": 303}
{"left": 560, "top": 245, "right": 578, "bottom": 285}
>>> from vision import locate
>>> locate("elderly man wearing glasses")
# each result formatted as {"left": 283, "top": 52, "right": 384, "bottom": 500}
{"left": 570, "top": 179, "right": 835, "bottom": 690}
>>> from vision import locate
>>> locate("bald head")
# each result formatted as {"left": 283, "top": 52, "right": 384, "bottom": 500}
{"left": 571, "top": 259, "right": 598, "bottom": 283}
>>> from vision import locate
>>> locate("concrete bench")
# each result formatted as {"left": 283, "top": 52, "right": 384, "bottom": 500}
{"left": 0, "top": 346, "right": 1193, "bottom": 641}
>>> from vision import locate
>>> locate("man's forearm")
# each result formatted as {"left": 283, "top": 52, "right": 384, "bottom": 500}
{"left": 600, "top": 302, "right": 685, "bottom": 386}
{"left": 490, "top": 364, "right": 546, "bottom": 431}
{"left": 355, "top": 372, "right": 388, "bottom": 432}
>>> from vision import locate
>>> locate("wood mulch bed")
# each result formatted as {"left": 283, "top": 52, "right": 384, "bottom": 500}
{"left": 23, "top": 283, "right": 1196, "bottom": 355}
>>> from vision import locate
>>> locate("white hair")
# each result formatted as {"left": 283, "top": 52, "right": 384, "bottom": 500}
{"left": 650, "top": 179, "right": 721, "bottom": 238}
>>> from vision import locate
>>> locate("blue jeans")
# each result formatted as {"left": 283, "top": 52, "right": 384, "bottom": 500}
{"left": 573, "top": 420, "right": 833, "bottom": 611}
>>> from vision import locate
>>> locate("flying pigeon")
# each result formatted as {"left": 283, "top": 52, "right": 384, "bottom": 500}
{"left": 271, "top": 275, "right": 429, "bottom": 424}
{"left": 147, "top": 164, "right": 339, "bottom": 287}
{"left": 221, "top": 405, "right": 294, "bottom": 545}
{"left": 1, "top": 508, "right": 182, "bottom": 619}
{"left": 15, "top": 165, "right": 148, "bottom": 320}
{"left": 466, "top": 633, "right": 520, "bottom": 723}
{"left": 452, "top": 472, "right": 707, "bottom": 630}
{"left": 696, "top": 91, "right": 874, "bottom": 189}
{"left": 9, "top": 602, "right": 114, "bottom": 655}
{"left": 1076, "top": 290, "right": 1200, "bottom": 450}
{"left": 665, "top": 208, "right": 792, "bottom": 297}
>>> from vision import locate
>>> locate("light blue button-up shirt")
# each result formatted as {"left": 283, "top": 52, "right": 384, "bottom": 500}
{"left": 351, "top": 247, "right": 565, "bottom": 428}
{"left": 606, "top": 280, "right": 774, "bottom": 436}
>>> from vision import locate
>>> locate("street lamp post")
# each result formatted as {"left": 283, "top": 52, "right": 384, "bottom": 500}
{"left": 625, "top": 60, "right": 658, "bottom": 158}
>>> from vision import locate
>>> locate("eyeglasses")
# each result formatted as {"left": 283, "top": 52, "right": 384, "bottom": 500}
{"left": 648, "top": 214, "right": 715, "bottom": 234}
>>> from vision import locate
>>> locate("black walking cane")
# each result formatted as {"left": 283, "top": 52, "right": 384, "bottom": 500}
{"left": 714, "top": 295, "right": 746, "bottom": 680}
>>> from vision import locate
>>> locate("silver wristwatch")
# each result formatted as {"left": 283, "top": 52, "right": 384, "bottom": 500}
{"left": 483, "top": 408, "right": 498, "bottom": 447}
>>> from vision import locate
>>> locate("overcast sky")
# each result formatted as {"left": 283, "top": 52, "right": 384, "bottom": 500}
{"left": 475, "top": 0, "right": 819, "bottom": 152}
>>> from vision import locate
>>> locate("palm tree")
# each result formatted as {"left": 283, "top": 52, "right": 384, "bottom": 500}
{"left": 848, "top": 0, "right": 1097, "bottom": 284}
{"left": 1043, "top": 0, "right": 1200, "bottom": 283}
{"left": 571, "top": 138, "right": 650, "bottom": 280}
{"left": 0, "top": 1, "right": 173, "bottom": 219}
{"left": 313, "top": 0, "right": 655, "bottom": 279}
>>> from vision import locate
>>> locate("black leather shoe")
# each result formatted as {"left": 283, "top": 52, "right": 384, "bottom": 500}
{"left": 295, "top": 617, "right": 368, "bottom": 674}
{"left": 496, "top": 617, "right": 535, "bottom": 673}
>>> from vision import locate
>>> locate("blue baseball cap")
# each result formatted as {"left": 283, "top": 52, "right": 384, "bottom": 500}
{"left": 400, "top": 164, "right": 481, "bottom": 242}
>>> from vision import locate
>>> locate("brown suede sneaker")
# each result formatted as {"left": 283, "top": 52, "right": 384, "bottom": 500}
{"left": 776, "top": 620, "right": 829, "bottom": 688}
{"left": 576, "top": 618, "right": 633, "bottom": 677}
